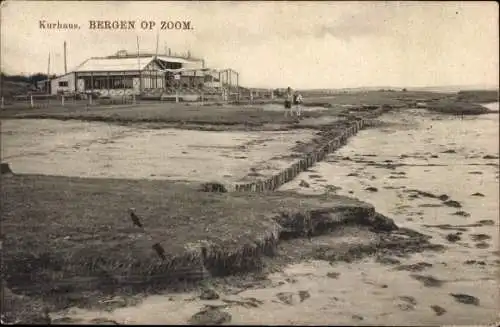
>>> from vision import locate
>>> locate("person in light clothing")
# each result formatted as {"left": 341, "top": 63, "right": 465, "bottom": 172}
{"left": 293, "top": 92, "right": 304, "bottom": 118}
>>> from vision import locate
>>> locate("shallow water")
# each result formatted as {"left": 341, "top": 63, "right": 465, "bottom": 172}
{"left": 54, "top": 106, "right": 499, "bottom": 325}
{"left": 481, "top": 102, "right": 499, "bottom": 111}
{"left": 253, "top": 103, "right": 330, "bottom": 113}
{"left": 277, "top": 107, "right": 499, "bottom": 324}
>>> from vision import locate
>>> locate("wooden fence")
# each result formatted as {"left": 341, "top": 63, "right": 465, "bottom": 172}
{"left": 230, "top": 118, "right": 365, "bottom": 192}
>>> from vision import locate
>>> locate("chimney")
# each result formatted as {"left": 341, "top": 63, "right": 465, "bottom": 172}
{"left": 168, "top": 48, "right": 171, "bottom": 56}
{"left": 63, "top": 41, "right": 67, "bottom": 74}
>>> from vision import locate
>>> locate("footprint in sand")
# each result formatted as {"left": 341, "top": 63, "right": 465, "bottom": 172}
{"left": 189, "top": 307, "right": 231, "bottom": 325}
{"left": 298, "top": 290, "right": 311, "bottom": 302}
{"left": 475, "top": 242, "right": 490, "bottom": 249}
{"left": 326, "top": 272, "right": 341, "bottom": 279}
{"left": 394, "top": 262, "right": 433, "bottom": 272}
{"left": 445, "top": 233, "right": 462, "bottom": 243}
{"left": 397, "top": 296, "right": 417, "bottom": 311}
{"left": 352, "top": 314, "right": 364, "bottom": 321}
{"left": 275, "top": 290, "right": 311, "bottom": 305}
{"left": 463, "top": 260, "right": 486, "bottom": 266}
{"left": 451, "top": 211, "right": 470, "bottom": 217}
{"left": 430, "top": 305, "right": 447, "bottom": 316}
{"left": 442, "top": 200, "right": 462, "bottom": 208}
{"left": 450, "top": 293, "right": 480, "bottom": 306}
{"left": 469, "top": 234, "right": 491, "bottom": 242}
{"left": 477, "top": 220, "right": 495, "bottom": 226}
{"left": 376, "top": 256, "right": 401, "bottom": 265}
{"left": 410, "top": 274, "right": 445, "bottom": 287}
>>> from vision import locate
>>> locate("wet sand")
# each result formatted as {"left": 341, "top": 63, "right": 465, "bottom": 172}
{"left": 250, "top": 103, "right": 330, "bottom": 113}
{"left": 1, "top": 119, "right": 316, "bottom": 184}
{"left": 49, "top": 107, "right": 499, "bottom": 325}
{"left": 275, "top": 108, "right": 499, "bottom": 325}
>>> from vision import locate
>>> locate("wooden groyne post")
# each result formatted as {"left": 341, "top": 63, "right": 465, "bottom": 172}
{"left": 231, "top": 119, "right": 366, "bottom": 193}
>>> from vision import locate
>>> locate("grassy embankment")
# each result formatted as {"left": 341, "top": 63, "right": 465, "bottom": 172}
{"left": 0, "top": 92, "right": 390, "bottom": 131}
{"left": 301, "top": 89, "right": 499, "bottom": 115}
{"left": 0, "top": 90, "right": 463, "bottom": 126}
{"left": 2, "top": 173, "right": 396, "bottom": 322}
{"left": 1, "top": 90, "right": 497, "bottom": 128}
{"left": 428, "top": 90, "right": 499, "bottom": 115}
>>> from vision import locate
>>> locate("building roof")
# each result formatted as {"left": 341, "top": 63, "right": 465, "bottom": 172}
{"left": 156, "top": 56, "right": 200, "bottom": 64}
{"left": 160, "top": 67, "right": 219, "bottom": 73}
{"left": 74, "top": 57, "right": 152, "bottom": 72}
{"left": 74, "top": 56, "right": 200, "bottom": 72}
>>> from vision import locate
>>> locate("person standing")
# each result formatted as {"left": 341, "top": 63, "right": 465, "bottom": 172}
{"left": 293, "top": 91, "right": 303, "bottom": 118}
{"left": 284, "top": 86, "right": 293, "bottom": 118}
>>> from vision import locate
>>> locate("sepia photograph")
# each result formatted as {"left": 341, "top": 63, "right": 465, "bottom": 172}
{"left": 0, "top": 0, "right": 498, "bottom": 325}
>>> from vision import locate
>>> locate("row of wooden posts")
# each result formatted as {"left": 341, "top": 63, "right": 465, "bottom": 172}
{"left": 0, "top": 94, "right": 138, "bottom": 109}
{"left": 231, "top": 119, "right": 365, "bottom": 192}
{"left": 0, "top": 91, "right": 233, "bottom": 109}
{"left": 0, "top": 88, "right": 278, "bottom": 109}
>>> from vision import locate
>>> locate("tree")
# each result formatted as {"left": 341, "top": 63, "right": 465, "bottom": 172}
{"left": 1, "top": 72, "right": 50, "bottom": 85}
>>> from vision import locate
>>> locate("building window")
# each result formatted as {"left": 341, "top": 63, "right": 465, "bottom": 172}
{"left": 58, "top": 81, "right": 69, "bottom": 87}
{"left": 122, "top": 78, "right": 133, "bottom": 89}
{"left": 205, "top": 74, "right": 219, "bottom": 82}
{"left": 165, "top": 62, "right": 182, "bottom": 70}
{"left": 111, "top": 77, "right": 122, "bottom": 89}
{"left": 110, "top": 76, "right": 134, "bottom": 89}
{"left": 93, "top": 78, "right": 105, "bottom": 89}
{"left": 82, "top": 75, "right": 134, "bottom": 90}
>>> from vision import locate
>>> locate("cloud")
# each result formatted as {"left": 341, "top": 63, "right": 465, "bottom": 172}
{"left": 0, "top": 1, "right": 497, "bottom": 88}
{"left": 315, "top": 23, "right": 381, "bottom": 42}
{"left": 314, "top": 4, "right": 400, "bottom": 41}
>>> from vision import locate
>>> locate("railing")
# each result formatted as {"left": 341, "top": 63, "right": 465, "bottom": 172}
{"left": 0, "top": 87, "right": 279, "bottom": 110}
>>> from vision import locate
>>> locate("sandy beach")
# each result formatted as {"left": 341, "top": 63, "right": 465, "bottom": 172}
{"left": 44, "top": 104, "right": 499, "bottom": 325}
{"left": 1, "top": 118, "right": 316, "bottom": 184}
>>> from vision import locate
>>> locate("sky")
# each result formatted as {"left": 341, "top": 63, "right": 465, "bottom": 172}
{"left": 1, "top": 1, "right": 498, "bottom": 89}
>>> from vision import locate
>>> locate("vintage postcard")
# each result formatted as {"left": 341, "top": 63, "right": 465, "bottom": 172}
{"left": 1, "top": 0, "right": 498, "bottom": 325}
